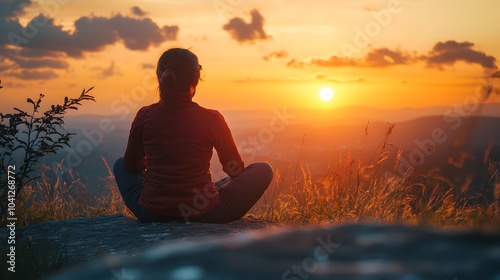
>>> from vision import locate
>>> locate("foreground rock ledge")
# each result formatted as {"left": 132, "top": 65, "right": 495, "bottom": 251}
{"left": 45, "top": 220, "right": 500, "bottom": 280}
{"left": 15, "top": 214, "right": 272, "bottom": 266}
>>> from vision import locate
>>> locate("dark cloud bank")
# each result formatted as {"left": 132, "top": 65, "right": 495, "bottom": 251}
{"left": 0, "top": 0, "right": 178, "bottom": 80}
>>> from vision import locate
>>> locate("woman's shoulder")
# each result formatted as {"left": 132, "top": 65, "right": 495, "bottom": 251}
{"left": 130, "top": 103, "right": 162, "bottom": 124}
{"left": 196, "top": 105, "right": 225, "bottom": 121}
{"left": 135, "top": 102, "right": 226, "bottom": 123}
{"left": 137, "top": 102, "right": 161, "bottom": 114}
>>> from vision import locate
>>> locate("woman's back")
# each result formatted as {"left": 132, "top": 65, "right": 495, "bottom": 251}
{"left": 129, "top": 99, "right": 243, "bottom": 217}
{"left": 114, "top": 48, "right": 272, "bottom": 223}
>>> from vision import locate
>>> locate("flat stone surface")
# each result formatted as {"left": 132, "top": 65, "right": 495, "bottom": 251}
{"left": 44, "top": 222, "right": 500, "bottom": 280}
{"left": 9, "top": 214, "right": 272, "bottom": 266}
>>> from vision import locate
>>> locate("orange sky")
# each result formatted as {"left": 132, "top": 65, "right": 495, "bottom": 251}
{"left": 1, "top": 0, "right": 499, "bottom": 115}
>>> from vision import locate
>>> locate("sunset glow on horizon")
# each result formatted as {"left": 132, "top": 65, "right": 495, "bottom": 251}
{"left": 1, "top": 0, "right": 499, "bottom": 115}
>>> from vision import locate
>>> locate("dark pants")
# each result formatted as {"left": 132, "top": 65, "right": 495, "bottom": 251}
{"left": 113, "top": 157, "right": 273, "bottom": 224}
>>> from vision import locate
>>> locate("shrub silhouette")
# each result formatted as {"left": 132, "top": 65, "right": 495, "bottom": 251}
{"left": 0, "top": 80, "right": 95, "bottom": 222}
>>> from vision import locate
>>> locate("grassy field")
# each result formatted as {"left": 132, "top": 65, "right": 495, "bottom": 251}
{"left": 14, "top": 131, "right": 499, "bottom": 229}
{"left": 14, "top": 158, "right": 133, "bottom": 227}
{"left": 2, "top": 130, "right": 498, "bottom": 280}
{"left": 5, "top": 121, "right": 500, "bottom": 277}
{"left": 251, "top": 128, "right": 499, "bottom": 227}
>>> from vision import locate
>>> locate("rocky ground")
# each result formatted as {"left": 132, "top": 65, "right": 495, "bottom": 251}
{"left": 12, "top": 214, "right": 272, "bottom": 263}
{"left": 3, "top": 214, "right": 500, "bottom": 280}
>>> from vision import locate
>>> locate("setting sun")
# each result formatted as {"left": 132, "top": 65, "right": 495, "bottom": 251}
{"left": 319, "top": 87, "right": 334, "bottom": 101}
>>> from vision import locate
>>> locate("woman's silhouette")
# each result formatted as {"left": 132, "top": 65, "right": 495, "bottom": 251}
{"left": 113, "top": 48, "right": 273, "bottom": 223}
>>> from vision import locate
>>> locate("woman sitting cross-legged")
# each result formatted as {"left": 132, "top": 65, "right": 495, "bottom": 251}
{"left": 113, "top": 48, "right": 273, "bottom": 224}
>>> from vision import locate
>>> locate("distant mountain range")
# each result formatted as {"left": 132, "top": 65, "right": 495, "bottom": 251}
{"left": 64, "top": 102, "right": 500, "bottom": 129}
{"left": 35, "top": 104, "right": 500, "bottom": 191}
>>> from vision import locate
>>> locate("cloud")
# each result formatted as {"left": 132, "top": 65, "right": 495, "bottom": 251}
{"left": 432, "top": 41, "right": 473, "bottom": 52}
{"left": 1, "top": 81, "right": 27, "bottom": 88}
{"left": 287, "top": 41, "right": 496, "bottom": 70}
{"left": 262, "top": 50, "right": 288, "bottom": 61}
{"left": 131, "top": 6, "right": 147, "bottom": 17}
{"left": 223, "top": 9, "right": 270, "bottom": 43}
{"left": 9, "top": 12, "right": 179, "bottom": 57}
{"left": 14, "top": 58, "right": 69, "bottom": 69}
{"left": 0, "top": 58, "right": 10, "bottom": 73}
{"left": 141, "top": 63, "right": 155, "bottom": 70}
{"left": 314, "top": 74, "right": 365, "bottom": 83}
{"left": 6, "top": 69, "right": 58, "bottom": 80}
{"left": 287, "top": 54, "right": 358, "bottom": 68}
{"left": 161, "top": 25, "right": 179, "bottom": 41}
{"left": 0, "top": 4, "right": 179, "bottom": 80}
{"left": 312, "top": 55, "right": 358, "bottom": 67}
{"left": 0, "top": 0, "right": 31, "bottom": 19}
{"left": 17, "top": 48, "right": 63, "bottom": 58}
{"left": 96, "top": 61, "right": 122, "bottom": 79}
{"left": 15, "top": 13, "right": 178, "bottom": 56}
{"left": 424, "top": 40, "right": 497, "bottom": 69}
{"left": 364, "top": 48, "right": 411, "bottom": 67}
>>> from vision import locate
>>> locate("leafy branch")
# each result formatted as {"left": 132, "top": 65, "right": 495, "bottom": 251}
{"left": 0, "top": 82, "right": 95, "bottom": 222}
